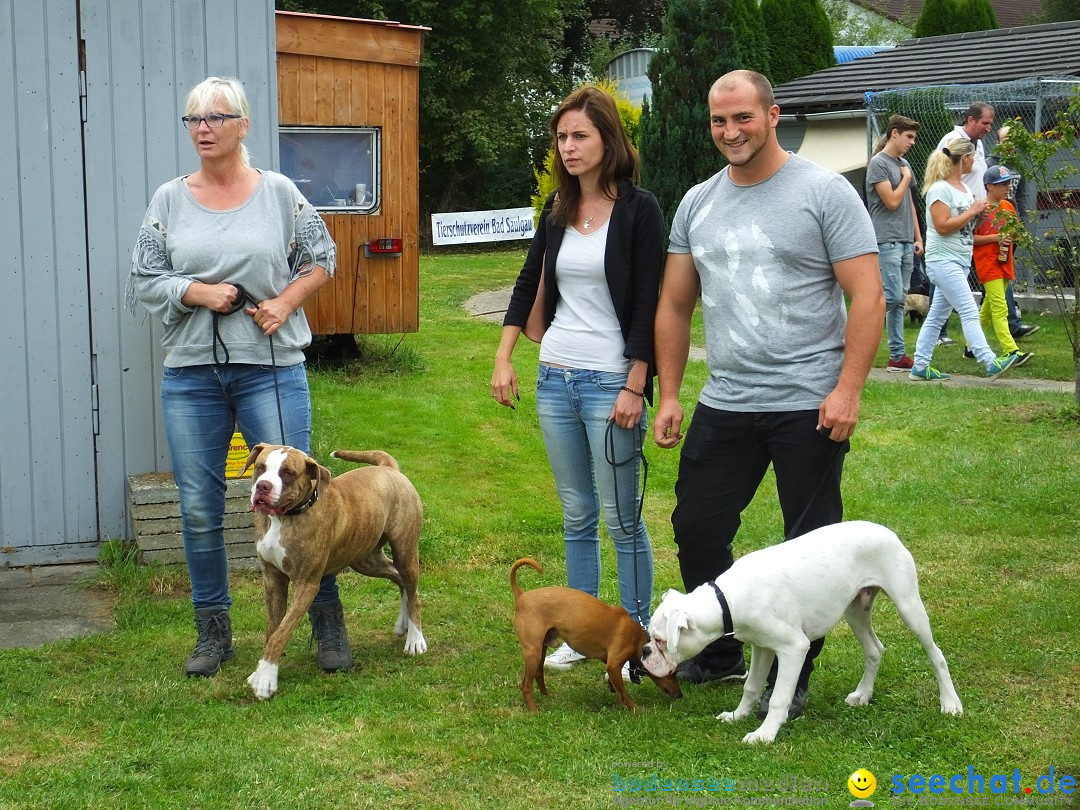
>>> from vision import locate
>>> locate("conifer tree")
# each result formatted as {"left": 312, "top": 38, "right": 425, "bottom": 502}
{"left": 914, "top": 0, "right": 959, "bottom": 37}
{"left": 639, "top": 0, "right": 771, "bottom": 228}
{"left": 915, "top": 0, "right": 998, "bottom": 36}
{"left": 961, "top": 0, "right": 999, "bottom": 31}
{"left": 762, "top": 0, "right": 836, "bottom": 86}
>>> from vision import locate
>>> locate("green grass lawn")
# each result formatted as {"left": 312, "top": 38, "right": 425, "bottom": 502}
{"left": 1, "top": 250, "right": 1077, "bottom": 809}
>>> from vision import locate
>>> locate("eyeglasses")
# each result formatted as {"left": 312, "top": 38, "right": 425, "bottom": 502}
{"left": 181, "top": 113, "right": 242, "bottom": 130}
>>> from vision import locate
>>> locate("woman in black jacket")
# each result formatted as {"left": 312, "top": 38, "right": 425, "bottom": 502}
{"left": 491, "top": 85, "right": 664, "bottom": 670}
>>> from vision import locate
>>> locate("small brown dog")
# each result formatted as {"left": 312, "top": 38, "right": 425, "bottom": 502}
{"left": 510, "top": 558, "right": 681, "bottom": 712}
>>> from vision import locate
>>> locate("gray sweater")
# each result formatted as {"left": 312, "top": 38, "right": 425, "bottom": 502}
{"left": 129, "top": 170, "right": 336, "bottom": 367}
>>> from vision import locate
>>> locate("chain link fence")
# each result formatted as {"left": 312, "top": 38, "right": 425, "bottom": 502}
{"left": 867, "top": 77, "right": 1080, "bottom": 292}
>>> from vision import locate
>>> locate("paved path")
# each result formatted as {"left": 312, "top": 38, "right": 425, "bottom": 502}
{"left": 0, "top": 564, "right": 113, "bottom": 649}
{"left": 467, "top": 286, "right": 1073, "bottom": 394}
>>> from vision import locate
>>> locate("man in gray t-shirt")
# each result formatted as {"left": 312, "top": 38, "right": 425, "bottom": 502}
{"left": 653, "top": 70, "right": 884, "bottom": 712}
{"left": 866, "top": 115, "right": 923, "bottom": 371}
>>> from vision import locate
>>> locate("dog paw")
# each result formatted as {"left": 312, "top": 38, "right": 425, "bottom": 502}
{"left": 845, "top": 691, "right": 872, "bottom": 707}
{"left": 247, "top": 659, "right": 279, "bottom": 700}
{"left": 940, "top": 698, "right": 963, "bottom": 715}
{"left": 404, "top": 628, "right": 427, "bottom": 655}
{"left": 741, "top": 727, "right": 778, "bottom": 744}
{"left": 717, "top": 706, "right": 751, "bottom": 723}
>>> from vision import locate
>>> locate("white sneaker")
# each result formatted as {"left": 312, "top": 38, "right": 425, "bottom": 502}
{"left": 544, "top": 643, "right": 586, "bottom": 670}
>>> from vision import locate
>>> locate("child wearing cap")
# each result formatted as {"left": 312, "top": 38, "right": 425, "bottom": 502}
{"left": 972, "top": 165, "right": 1033, "bottom": 367}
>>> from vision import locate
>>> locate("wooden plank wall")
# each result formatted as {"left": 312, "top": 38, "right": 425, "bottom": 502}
{"left": 276, "top": 14, "right": 423, "bottom": 335}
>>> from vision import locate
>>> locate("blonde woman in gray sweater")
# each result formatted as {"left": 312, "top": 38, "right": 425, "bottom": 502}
{"left": 130, "top": 77, "right": 347, "bottom": 678}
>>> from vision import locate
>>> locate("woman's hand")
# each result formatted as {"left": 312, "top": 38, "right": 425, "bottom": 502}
{"left": 491, "top": 358, "right": 519, "bottom": 409}
{"left": 609, "top": 388, "right": 644, "bottom": 430}
{"left": 247, "top": 297, "right": 295, "bottom": 336}
{"left": 182, "top": 282, "right": 243, "bottom": 313}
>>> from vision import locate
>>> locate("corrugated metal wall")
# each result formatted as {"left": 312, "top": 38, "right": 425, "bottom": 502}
{"left": 0, "top": 0, "right": 97, "bottom": 564}
{"left": 0, "top": 0, "right": 278, "bottom": 565}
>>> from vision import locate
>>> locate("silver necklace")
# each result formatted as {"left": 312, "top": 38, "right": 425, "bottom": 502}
{"left": 583, "top": 202, "right": 602, "bottom": 229}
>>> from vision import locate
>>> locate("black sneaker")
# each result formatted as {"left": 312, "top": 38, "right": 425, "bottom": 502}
{"left": 1012, "top": 324, "right": 1039, "bottom": 339}
{"left": 1010, "top": 350, "right": 1034, "bottom": 367}
{"left": 757, "top": 684, "right": 809, "bottom": 720}
{"left": 675, "top": 656, "right": 747, "bottom": 684}
{"left": 963, "top": 347, "right": 975, "bottom": 359}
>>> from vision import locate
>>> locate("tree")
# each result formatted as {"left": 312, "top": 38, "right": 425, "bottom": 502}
{"left": 993, "top": 88, "right": 1080, "bottom": 406}
{"left": 638, "top": 0, "right": 770, "bottom": 228}
{"left": 914, "top": 0, "right": 960, "bottom": 37}
{"left": 961, "top": 0, "right": 998, "bottom": 31}
{"left": 761, "top": 0, "right": 836, "bottom": 86}
{"left": 822, "top": 0, "right": 913, "bottom": 45}
{"left": 1039, "top": 0, "right": 1080, "bottom": 22}
{"left": 915, "top": 0, "right": 998, "bottom": 36}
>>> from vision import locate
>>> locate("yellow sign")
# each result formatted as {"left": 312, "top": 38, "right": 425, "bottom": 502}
{"left": 225, "top": 432, "right": 252, "bottom": 479}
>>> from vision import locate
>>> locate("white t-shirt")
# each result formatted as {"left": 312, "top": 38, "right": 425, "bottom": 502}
{"left": 668, "top": 154, "right": 878, "bottom": 411}
{"left": 924, "top": 180, "right": 976, "bottom": 266}
{"left": 539, "top": 221, "right": 629, "bottom": 373}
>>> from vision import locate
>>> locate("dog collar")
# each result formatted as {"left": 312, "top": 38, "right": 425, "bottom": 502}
{"left": 284, "top": 483, "right": 318, "bottom": 515}
{"left": 708, "top": 581, "right": 736, "bottom": 638}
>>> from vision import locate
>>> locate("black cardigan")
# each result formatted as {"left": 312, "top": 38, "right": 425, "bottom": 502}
{"left": 503, "top": 179, "right": 665, "bottom": 403}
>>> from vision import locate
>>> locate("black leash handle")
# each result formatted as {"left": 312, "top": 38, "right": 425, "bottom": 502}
{"left": 212, "top": 283, "right": 257, "bottom": 364}
{"left": 211, "top": 283, "right": 286, "bottom": 444}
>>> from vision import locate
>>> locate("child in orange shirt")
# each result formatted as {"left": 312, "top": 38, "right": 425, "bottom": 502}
{"left": 973, "top": 165, "right": 1033, "bottom": 366}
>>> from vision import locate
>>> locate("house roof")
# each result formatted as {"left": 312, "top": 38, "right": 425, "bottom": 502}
{"left": 850, "top": 0, "right": 1035, "bottom": 29}
{"left": 773, "top": 21, "right": 1080, "bottom": 115}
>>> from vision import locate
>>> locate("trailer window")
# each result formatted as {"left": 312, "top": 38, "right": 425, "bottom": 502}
{"left": 279, "top": 127, "right": 380, "bottom": 212}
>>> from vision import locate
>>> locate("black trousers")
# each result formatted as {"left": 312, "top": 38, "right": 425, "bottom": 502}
{"left": 671, "top": 405, "right": 847, "bottom": 689}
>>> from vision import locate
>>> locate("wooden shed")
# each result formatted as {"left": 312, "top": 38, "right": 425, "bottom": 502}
{"left": 275, "top": 11, "right": 427, "bottom": 336}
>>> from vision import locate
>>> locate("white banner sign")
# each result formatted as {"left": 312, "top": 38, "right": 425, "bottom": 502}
{"left": 431, "top": 207, "right": 536, "bottom": 245}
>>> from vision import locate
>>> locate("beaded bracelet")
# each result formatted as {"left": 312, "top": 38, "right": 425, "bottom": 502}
{"left": 620, "top": 385, "right": 645, "bottom": 398}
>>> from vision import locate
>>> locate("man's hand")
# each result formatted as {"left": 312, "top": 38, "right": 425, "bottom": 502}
{"left": 653, "top": 400, "right": 684, "bottom": 449}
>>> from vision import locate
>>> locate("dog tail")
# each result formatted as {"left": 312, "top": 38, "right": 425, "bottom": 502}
{"left": 510, "top": 558, "right": 542, "bottom": 601}
{"left": 330, "top": 450, "right": 400, "bottom": 471}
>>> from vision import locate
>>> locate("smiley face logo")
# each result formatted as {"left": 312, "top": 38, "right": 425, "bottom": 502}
{"left": 848, "top": 769, "right": 877, "bottom": 799}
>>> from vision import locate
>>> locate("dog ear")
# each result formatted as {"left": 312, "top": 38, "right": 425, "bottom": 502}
{"left": 668, "top": 609, "right": 692, "bottom": 651}
{"left": 239, "top": 443, "right": 267, "bottom": 477}
{"left": 306, "top": 457, "right": 332, "bottom": 490}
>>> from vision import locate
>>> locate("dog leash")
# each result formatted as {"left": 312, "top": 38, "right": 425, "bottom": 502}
{"left": 783, "top": 427, "right": 847, "bottom": 541}
{"left": 605, "top": 417, "right": 648, "bottom": 629}
{"left": 211, "top": 283, "right": 287, "bottom": 444}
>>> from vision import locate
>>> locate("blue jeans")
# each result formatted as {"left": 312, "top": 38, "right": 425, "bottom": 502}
{"left": 161, "top": 363, "right": 338, "bottom": 610}
{"left": 535, "top": 364, "right": 653, "bottom": 626}
{"left": 878, "top": 242, "right": 915, "bottom": 360}
{"left": 914, "top": 260, "right": 997, "bottom": 370}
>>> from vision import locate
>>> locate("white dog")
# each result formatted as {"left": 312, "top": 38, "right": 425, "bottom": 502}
{"left": 641, "top": 521, "right": 962, "bottom": 743}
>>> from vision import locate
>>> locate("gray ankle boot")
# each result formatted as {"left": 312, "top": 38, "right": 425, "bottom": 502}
{"left": 308, "top": 600, "right": 353, "bottom": 672}
{"left": 185, "top": 606, "right": 236, "bottom": 677}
